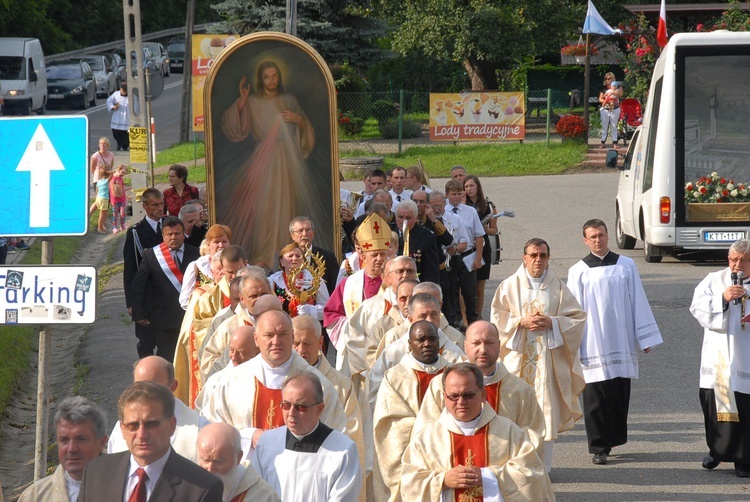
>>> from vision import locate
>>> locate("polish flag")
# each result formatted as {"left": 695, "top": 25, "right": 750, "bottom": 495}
{"left": 657, "top": 0, "right": 668, "bottom": 48}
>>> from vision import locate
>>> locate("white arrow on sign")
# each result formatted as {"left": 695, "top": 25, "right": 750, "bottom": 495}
{"left": 15, "top": 124, "right": 65, "bottom": 228}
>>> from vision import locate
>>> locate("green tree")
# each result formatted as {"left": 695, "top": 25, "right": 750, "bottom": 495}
{"left": 376, "top": 0, "right": 584, "bottom": 90}
{"left": 211, "top": 0, "right": 387, "bottom": 68}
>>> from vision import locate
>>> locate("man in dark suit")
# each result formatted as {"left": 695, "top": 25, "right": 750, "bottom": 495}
{"left": 124, "top": 188, "right": 166, "bottom": 358}
{"left": 78, "top": 381, "right": 223, "bottom": 501}
{"left": 289, "top": 216, "right": 339, "bottom": 295}
{"left": 131, "top": 216, "right": 200, "bottom": 362}
{"left": 395, "top": 200, "right": 441, "bottom": 284}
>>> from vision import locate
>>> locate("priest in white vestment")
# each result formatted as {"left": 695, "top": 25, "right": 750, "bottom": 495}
{"left": 253, "top": 371, "right": 362, "bottom": 501}
{"left": 373, "top": 321, "right": 451, "bottom": 502}
{"left": 107, "top": 356, "right": 200, "bottom": 461}
{"left": 690, "top": 239, "right": 750, "bottom": 477}
{"left": 200, "top": 272, "right": 274, "bottom": 379}
{"left": 373, "top": 278, "right": 418, "bottom": 360}
{"left": 200, "top": 310, "right": 350, "bottom": 460}
{"left": 491, "top": 238, "right": 586, "bottom": 471}
{"left": 368, "top": 293, "right": 465, "bottom": 408}
{"left": 417, "top": 321, "right": 545, "bottom": 455}
{"left": 567, "top": 219, "right": 662, "bottom": 465}
{"left": 402, "top": 363, "right": 554, "bottom": 502}
{"left": 197, "top": 422, "right": 280, "bottom": 502}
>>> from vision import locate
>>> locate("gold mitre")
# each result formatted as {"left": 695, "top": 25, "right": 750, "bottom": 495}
{"left": 357, "top": 214, "right": 391, "bottom": 252}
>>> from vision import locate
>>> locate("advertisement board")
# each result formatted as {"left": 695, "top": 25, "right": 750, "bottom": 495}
{"left": 0, "top": 266, "right": 97, "bottom": 325}
{"left": 192, "top": 34, "right": 237, "bottom": 131}
{"left": 429, "top": 92, "right": 525, "bottom": 141}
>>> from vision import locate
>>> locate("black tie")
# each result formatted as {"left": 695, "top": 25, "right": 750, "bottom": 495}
{"left": 452, "top": 207, "right": 459, "bottom": 214}
{"left": 172, "top": 250, "right": 181, "bottom": 268}
{"left": 155, "top": 221, "right": 161, "bottom": 235}
{"left": 397, "top": 195, "right": 402, "bottom": 202}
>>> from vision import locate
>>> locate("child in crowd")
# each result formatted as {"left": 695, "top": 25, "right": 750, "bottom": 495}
{"left": 91, "top": 164, "right": 113, "bottom": 234}
{"left": 110, "top": 165, "right": 128, "bottom": 234}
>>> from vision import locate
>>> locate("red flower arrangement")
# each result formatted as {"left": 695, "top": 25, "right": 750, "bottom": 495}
{"left": 561, "top": 44, "right": 599, "bottom": 56}
{"left": 555, "top": 115, "right": 588, "bottom": 139}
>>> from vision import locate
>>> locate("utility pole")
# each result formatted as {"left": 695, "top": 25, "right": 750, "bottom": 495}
{"left": 180, "top": 0, "right": 195, "bottom": 143}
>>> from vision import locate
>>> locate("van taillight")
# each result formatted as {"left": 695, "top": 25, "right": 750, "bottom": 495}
{"left": 660, "top": 197, "right": 671, "bottom": 224}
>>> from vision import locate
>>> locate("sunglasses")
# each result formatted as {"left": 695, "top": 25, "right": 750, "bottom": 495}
{"left": 121, "top": 418, "right": 166, "bottom": 432}
{"left": 445, "top": 392, "right": 479, "bottom": 402}
{"left": 525, "top": 253, "right": 549, "bottom": 259}
{"left": 279, "top": 401, "right": 322, "bottom": 412}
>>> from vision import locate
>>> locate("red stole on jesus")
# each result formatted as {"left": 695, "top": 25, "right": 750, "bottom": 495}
{"left": 414, "top": 369, "right": 444, "bottom": 407}
{"left": 252, "top": 378, "right": 284, "bottom": 430}
{"left": 485, "top": 381, "right": 501, "bottom": 413}
{"left": 450, "top": 424, "right": 490, "bottom": 502}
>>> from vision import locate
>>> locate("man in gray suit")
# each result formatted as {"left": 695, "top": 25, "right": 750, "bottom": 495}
{"left": 78, "top": 381, "right": 222, "bottom": 501}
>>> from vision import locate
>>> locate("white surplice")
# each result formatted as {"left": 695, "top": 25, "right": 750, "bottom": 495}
{"left": 567, "top": 254, "right": 663, "bottom": 383}
{"left": 252, "top": 425, "right": 362, "bottom": 502}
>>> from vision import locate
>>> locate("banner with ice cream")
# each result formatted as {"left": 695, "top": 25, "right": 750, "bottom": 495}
{"left": 192, "top": 34, "right": 238, "bottom": 131}
{"left": 429, "top": 92, "right": 525, "bottom": 141}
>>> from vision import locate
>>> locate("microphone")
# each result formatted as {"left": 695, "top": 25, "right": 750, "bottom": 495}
{"left": 735, "top": 271, "right": 745, "bottom": 305}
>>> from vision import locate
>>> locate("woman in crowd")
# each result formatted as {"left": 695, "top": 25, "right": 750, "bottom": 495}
{"left": 89, "top": 137, "right": 115, "bottom": 203}
{"left": 599, "top": 72, "right": 623, "bottom": 149}
{"left": 268, "top": 242, "right": 328, "bottom": 320}
{"left": 464, "top": 175, "right": 497, "bottom": 315}
{"left": 179, "top": 224, "right": 232, "bottom": 309}
{"left": 163, "top": 164, "right": 200, "bottom": 216}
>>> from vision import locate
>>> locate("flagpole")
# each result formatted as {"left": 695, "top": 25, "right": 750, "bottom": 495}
{"left": 583, "top": 33, "right": 591, "bottom": 142}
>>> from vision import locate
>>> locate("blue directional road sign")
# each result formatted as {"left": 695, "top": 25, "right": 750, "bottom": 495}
{"left": 0, "top": 116, "right": 89, "bottom": 236}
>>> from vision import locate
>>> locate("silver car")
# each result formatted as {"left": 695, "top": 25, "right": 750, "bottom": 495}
{"left": 78, "top": 55, "right": 116, "bottom": 98}
{"left": 143, "top": 42, "right": 170, "bottom": 77}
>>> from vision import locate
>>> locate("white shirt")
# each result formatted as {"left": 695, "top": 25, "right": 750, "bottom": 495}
{"left": 390, "top": 188, "right": 413, "bottom": 211}
{"left": 145, "top": 215, "right": 160, "bottom": 234}
{"left": 123, "top": 449, "right": 171, "bottom": 502}
{"left": 439, "top": 212, "right": 471, "bottom": 248}
{"left": 64, "top": 469, "right": 81, "bottom": 502}
{"left": 447, "top": 203, "right": 485, "bottom": 249}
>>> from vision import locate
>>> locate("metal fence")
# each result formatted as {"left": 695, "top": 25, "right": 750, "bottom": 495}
{"left": 337, "top": 89, "right": 588, "bottom": 153}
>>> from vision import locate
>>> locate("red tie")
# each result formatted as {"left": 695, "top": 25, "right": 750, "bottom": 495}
{"left": 128, "top": 467, "right": 148, "bottom": 502}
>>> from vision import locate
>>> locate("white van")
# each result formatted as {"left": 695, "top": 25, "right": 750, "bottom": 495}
{"left": 612, "top": 31, "right": 750, "bottom": 262}
{"left": 0, "top": 38, "right": 47, "bottom": 115}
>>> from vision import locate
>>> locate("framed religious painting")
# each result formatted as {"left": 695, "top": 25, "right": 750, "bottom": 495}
{"left": 204, "top": 32, "right": 340, "bottom": 268}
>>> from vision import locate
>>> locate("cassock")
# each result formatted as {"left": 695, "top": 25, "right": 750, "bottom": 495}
{"left": 491, "top": 265, "right": 586, "bottom": 441}
{"left": 368, "top": 332, "right": 465, "bottom": 409}
{"left": 567, "top": 251, "right": 663, "bottom": 454}
{"left": 417, "top": 362, "right": 545, "bottom": 454}
{"left": 220, "top": 462, "right": 280, "bottom": 502}
{"left": 401, "top": 406, "right": 555, "bottom": 502}
{"left": 252, "top": 423, "right": 362, "bottom": 502}
{"left": 324, "top": 270, "right": 383, "bottom": 366}
{"left": 690, "top": 267, "right": 750, "bottom": 465}
{"left": 199, "top": 305, "right": 253, "bottom": 380}
{"left": 108, "top": 398, "right": 200, "bottom": 462}
{"left": 373, "top": 354, "right": 450, "bottom": 502}
{"left": 174, "top": 276, "right": 232, "bottom": 407}
{"left": 18, "top": 465, "right": 72, "bottom": 502}
{"left": 199, "top": 351, "right": 349, "bottom": 460}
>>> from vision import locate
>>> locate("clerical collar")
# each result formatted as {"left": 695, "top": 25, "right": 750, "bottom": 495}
{"left": 452, "top": 409, "right": 483, "bottom": 436}
{"left": 483, "top": 364, "right": 498, "bottom": 382}
{"left": 285, "top": 422, "right": 333, "bottom": 453}
{"left": 64, "top": 468, "right": 82, "bottom": 502}
{"left": 261, "top": 354, "right": 294, "bottom": 389}
{"left": 583, "top": 251, "right": 620, "bottom": 268}
{"left": 524, "top": 268, "right": 546, "bottom": 289}
{"left": 407, "top": 352, "right": 440, "bottom": 373}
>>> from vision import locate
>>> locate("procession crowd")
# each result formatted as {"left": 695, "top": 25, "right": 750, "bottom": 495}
{"left": 15, "top": 164, "right": 750, "bottom": 502}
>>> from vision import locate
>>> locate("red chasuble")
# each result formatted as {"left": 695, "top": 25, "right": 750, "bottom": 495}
{"left": 450, "top": 424, "right": 490, "bottom": 502}
{"left": 414, "top": 369, "right": 444, "bottom": 407}
{"left": 484, "top": 381, "right": 501, "bottom": 413}
{"left": 252, "top": 378, "right": 284, "bottom": 430}
{"left": 222, "top": 293, "right": 231, "bottom": 308}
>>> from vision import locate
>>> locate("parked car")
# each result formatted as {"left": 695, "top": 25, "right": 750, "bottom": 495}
{"left": 46, "top": 60, "right": 96, "bottom": 109}
{"left": 166, "top": 39, "right": 185, "bottom": 74}
{"left": 77, "top": 54, "right": 116, "bottom": 98}
{"left": 143, "top": 42, "right": 170, "bottom": 77}
{"left": 130, "top": 47, "right": 159, "bottom": 78}
{"left": 0, "top": 37, "right": 47, "bottom": 115}
{"left": 109, "top": 52, "right": 127, "bottom": 88}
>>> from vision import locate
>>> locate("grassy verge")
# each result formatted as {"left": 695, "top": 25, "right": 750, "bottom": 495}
{"left": 341, "top": 142, "right": 588, "bottom": 178}
{"left": 153, "top": 142, "right": 207, "bottom": 185}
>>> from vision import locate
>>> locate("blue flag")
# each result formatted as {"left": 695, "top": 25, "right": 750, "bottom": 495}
{"left": 583, "top": 0, "right": 621, "bottom": 35}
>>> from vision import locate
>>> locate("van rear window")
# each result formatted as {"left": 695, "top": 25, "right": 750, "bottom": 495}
{"left": 0, "top": 56, "right": 26, "bottom": 80}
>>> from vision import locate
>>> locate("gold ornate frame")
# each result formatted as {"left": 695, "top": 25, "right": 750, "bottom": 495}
{"left": 203, "top": 32, "right": 340, "bottom": 263}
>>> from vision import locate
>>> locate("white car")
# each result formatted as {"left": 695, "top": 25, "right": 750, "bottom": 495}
{"left": 79, "top": 54, "right": 117, "bottom": 98}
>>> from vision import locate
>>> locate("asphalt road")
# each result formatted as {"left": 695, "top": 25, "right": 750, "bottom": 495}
{"left": 345, "top": 174, "right": 749, "bottom": 500}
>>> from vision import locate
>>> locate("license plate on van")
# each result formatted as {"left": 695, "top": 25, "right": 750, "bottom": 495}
{"left": 704, "top": 231, "right": 745, "bottom": 242}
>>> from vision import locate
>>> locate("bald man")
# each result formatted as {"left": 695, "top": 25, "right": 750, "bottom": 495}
{"left": 107, "top": 356, "right": 201, "bottom": 461}
{"left": 200, "top": 271, "right": 275, "bottom": 379}
{"left": 195, "top": 325, "right": 258, "bottom": 412}
{"left": 197, "top": 423, "right": 280, "bottom": 502}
